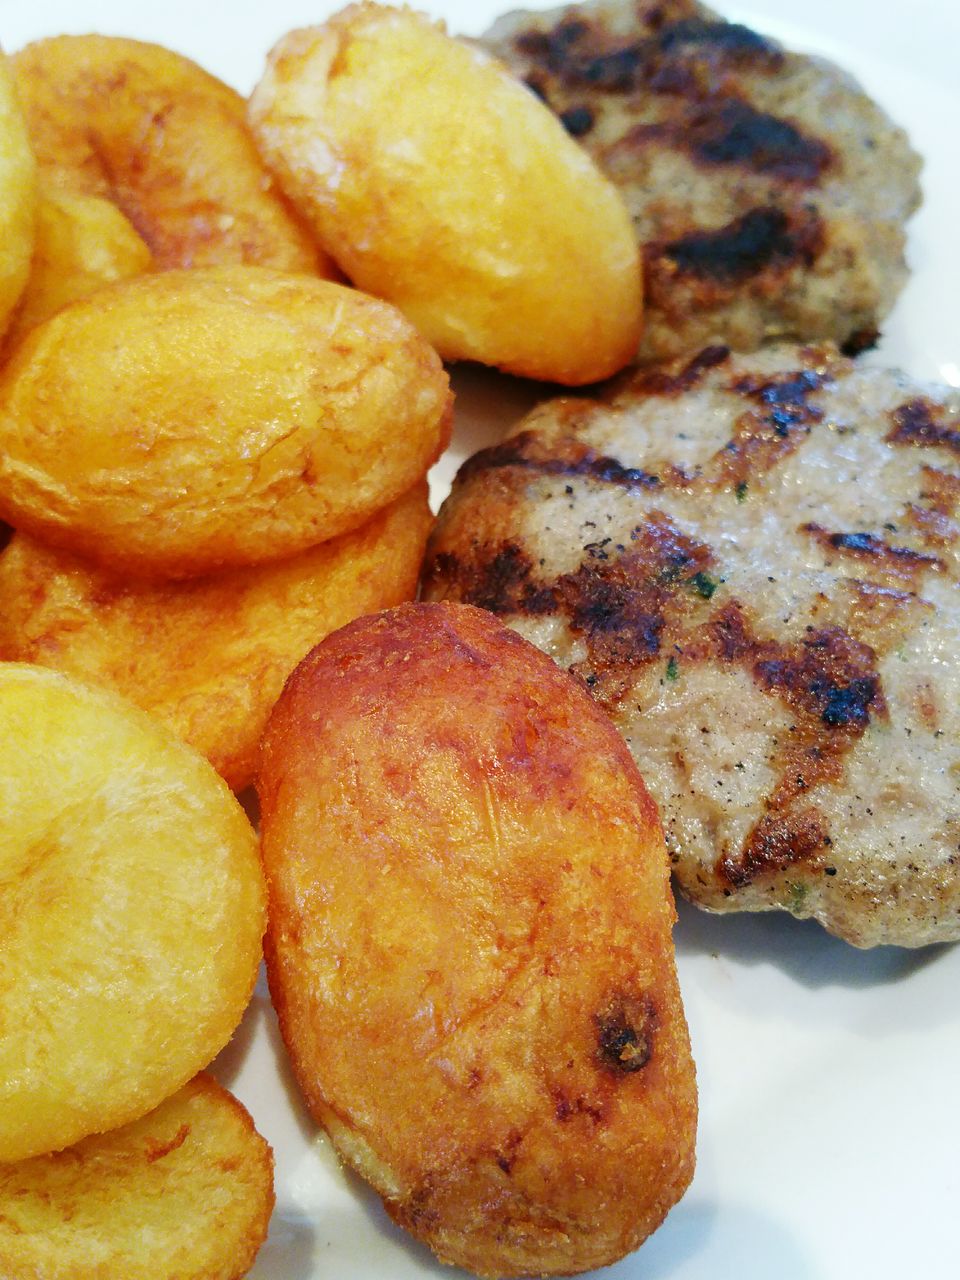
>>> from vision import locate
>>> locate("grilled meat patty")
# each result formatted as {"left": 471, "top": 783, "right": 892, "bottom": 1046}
{"left": 423, "top": 343, "right": 960, "bottom": 947}
{"left": 482, "top": 0, "right": 922, "bottom": 364}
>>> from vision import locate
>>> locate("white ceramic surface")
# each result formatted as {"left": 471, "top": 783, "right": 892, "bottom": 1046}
{"left": 2, "top": 2, "right": 956, "bottom": 1277}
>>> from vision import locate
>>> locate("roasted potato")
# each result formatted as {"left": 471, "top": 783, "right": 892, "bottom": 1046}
{"left": 249, "top": 3, "right": 643, "bottom": 385}
{"left": 0, "top": 1074, "right": 274, "bottom": 1280}
{"left": 4, "top": 183, "right": 152, "bottom": 351}
{"left": 0, "top": 664, "right": 265, "bottom": 1163}
{"left": 0, "top": 483, "right": 433, "bottom": 791}
{"left": 0, "top": 267, "right": 451, "bottom": 577}
{"left": 13, "top": 34, "right": 332, "bottom": 276}
{"left": 258, "top": 602, "right": 696, "bottom": 1278}
{"left": 0, "top": 50, "right": 36, "bottom": 339}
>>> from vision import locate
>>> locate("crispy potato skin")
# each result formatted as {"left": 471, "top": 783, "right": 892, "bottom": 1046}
{"left": 258, "top": 602, "right": 696, "bottom": 1278}
{"left": 0, "top": 484, "right": 433, "bottom": 791}
{"left": 249, "top": 4, "right": 643, "bottom": 385}
{"left": 4, "top": 183, "right": 152, "bottom": 350}
{"left": 0, "top": 267, "right": 451, "bottom": 577}
{"left": 0, "top": 1074, "right": 274, "bottom": 1280}
{"left": 13, "top": 34, "right": 332, "bottom": 276}
{"left": 0, "top": 665, "right": 265, "bottom": 1163}
{"left": 0, "top": 51, "right": 36, "bottom": 338}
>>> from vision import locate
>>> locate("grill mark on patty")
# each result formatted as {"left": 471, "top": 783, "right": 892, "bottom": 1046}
{"left": 453, "top": 429, "right": 663, "bottom": 492}
{"left": 426, "top": 529, "right": 888, "bottom": 889}
{"left": 628, "top": 344, "right": 731, "bottom": 395}
{"left": 695, "top": 603, "right": 887, "bottom": 885}
{"left": 801, "top": 522, "right": 945, "bottom": 584}
{"left": 841, "top": 579, "right": 935, "bottom": 654}
{"left": 887, "top": 398, "right": 960, "bottom": 456}
{"left": 673, "top": 359, "right": 828, "bottom": 491}
{"left": 510, "top": 10, "right": 783, "bottom": 96}
{"left": 559, "top": 103, "right": 596, "bottom": 135}
{"left": 628, "top": 100, "right": 832, "bottom": 182}
{"left": 918, "top": 466, "right": 960, "bottom": 515}
{"left": 721, "top": 809, "right": 828, "bottom": 887}
{"left": 657, "top": 206, "right": 825, "bottom": 285}
{"left": 553, "top": 512, "right": 714, "bottom": 698}
{"left": 906, "top": 504, "right": 960, "bottom": 547}
{"left": 422, "top": 544, "right": 557, "bottom": 617}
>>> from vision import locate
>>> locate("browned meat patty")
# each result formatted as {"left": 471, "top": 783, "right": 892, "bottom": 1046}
{"left": 482, "top": 0, "right": 922, "bottom": 364}
{"left": 422, "top": 343, "right": 960, "bottom": 948}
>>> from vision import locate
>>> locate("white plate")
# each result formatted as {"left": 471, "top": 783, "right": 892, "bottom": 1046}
{"left": 2, "top": 2, "right": 957, "bottom": 1277}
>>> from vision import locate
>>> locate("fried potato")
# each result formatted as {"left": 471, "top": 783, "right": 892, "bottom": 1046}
{"left": 258, "top": 602, "right": 697, "bottom": 1278}
{"left": 0, "top": 1074, "right": 273, "bottom": 1280}
{"left": 0, "top": 267, "right": 451, "bottom": 578}
{"left": 0, "top": 664, "right": 265, "bottom": 1163}
{"left": 0, "top": 51, "right": 36, "bottom": 339}
{"left": 13, "top": 34, "right": 333, "bottom": 276}
{"left": 249, "top": 3, "right": 643, "bottom": 386}
{"left": 0, "top": 484, "right": 433, "bottom": 791}
{"left": 4, "top": 183, "right": 152, "bottom": 351}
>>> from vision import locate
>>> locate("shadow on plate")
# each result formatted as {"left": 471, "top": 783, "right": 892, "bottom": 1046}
{"left": 311, "top": 1158, "right": 815, "bottom": 1280}
{"left": 673, "top": 891, "right": 952, "bottom": 992}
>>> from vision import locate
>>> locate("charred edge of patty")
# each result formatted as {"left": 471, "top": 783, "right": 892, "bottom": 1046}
{"left": 626, "top": 343, "right": 731, "bottom": 395}
{"left": 453, "top": 428, "right": 663, "bottom": 492}
{"left": 653, "top": 206, "right": 826, "bottom": 287}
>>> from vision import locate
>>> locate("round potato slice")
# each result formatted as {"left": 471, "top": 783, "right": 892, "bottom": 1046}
{"left": 0, "top": 1074, "right": 274, "bottom": 1280}
{"left": 0, "top": 266, "right": 451, "bottom": 577}
{"left": 4, "top": 183, "right": 152, "bottom": 351}
{"left": 258, "top": 602, "right": 697, "bottom": 1278}
{"left": 0, "top": 483, "right": 433, "bottom": 791}
{"left": 13, "top": 34, "right": 331, "bottom": 276}
{"left": 0, "top": 50, "right": 36, "bottom": 338}
{"left": 0, "top": 665, "right": 265, "bottom": 1163}
{"left": 249, "top": 3, "right": 643, "bottom": 385}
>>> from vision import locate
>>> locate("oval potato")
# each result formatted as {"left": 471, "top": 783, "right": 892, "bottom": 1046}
{"left": 249, "top": 3, "right": 643, "bottom": 385}
{"left": 4, "top": 183, "right": 152, "bottom": 351}
{"left": 0, "top": 664, "right": 265, "bottom": 1163}
{"left": 0, "top": 1074, "right": 274, "bottom": 1280}
{"left": 0, "top": 267, "right": 451, "bottom": 577}
{"left": 258, "top": 602, "right": 696, "bottom": 1278}
{"left": 0, "top": 483, "right": 433, "bottom": 791}
{"left": 13, "top": 33, "right": 331, "bottom": 276}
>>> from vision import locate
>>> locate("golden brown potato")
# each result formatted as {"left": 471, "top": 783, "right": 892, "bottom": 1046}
{"left": 249, "top": 3, "right": 643, "bottom": 385}
{"left": 0, "top": 1074, "right": 274, "bottom": 1280}
{"left": 0, "top": 664, "right": 265, "bottom": 1163}
{"left": 0, "top": 50, "right": 36, "bottom": 338}
{"left": 0, "top": 267, "right": 451, "bottom": 577}
{"left": 13, "top": 34, "right": 334, "bottom": 276}
{"left": 258, "top": 602, "right": 697, "bottom": 1278}
{"left": 0, "top": 483, "right": 433, "bottom": 791}
{"left": 4, "top": 183, "right": 152, "bottom": 350}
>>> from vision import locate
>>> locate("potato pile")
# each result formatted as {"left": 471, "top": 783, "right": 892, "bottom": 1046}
{"left": 0, "top": 665, "right": 271, "bottom": 1277}
{"left": 0, "top": 266, "right": 447, "bottom": 789}
{"left": 0, "top": 5, "right": 693, "bottom": 1278}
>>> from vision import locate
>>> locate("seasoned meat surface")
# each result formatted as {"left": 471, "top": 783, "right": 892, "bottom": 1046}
{"left": 423, "top": 344, "right": 960, "bottom": 948}
{"left": 482, "top": 0, "right": 922, "bottom": 363}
